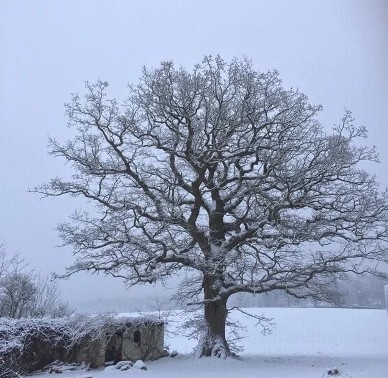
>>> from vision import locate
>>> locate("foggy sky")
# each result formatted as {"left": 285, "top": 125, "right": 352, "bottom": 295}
{"left": 1, "top": 0, "right": 387, "bottom": 304}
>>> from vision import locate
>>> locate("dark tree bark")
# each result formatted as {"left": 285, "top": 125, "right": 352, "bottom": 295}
{"left": 34, "top": 56, "right": 388, "bottom": 357}
{"left": 201, "top": 276, "right": 229, "bottom": 357}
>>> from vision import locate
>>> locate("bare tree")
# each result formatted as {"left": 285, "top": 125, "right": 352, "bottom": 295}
{"left": 0, "top": 245, "right": 72, "bottom": 319}
{"left": 0, "top": 244, "right": 9, "bottom": 279}
{"left": 0, "top": 272, "right": 37, "bottom": 318}
{"left": 0, "top": 243, "right": 23, "bottom": 282}
{"left": 0, "top": 271, "right": 72, "bottom": 319}
{"left": 0, "top": 246, "right": 31, "bottom": 318}
{"left": 36, "top": 56, "right": 388, "bottom": 357}
{"left": 27, "top": 275, "right": 73, "bottom": 318}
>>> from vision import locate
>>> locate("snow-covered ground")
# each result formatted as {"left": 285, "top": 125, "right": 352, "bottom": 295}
{"left": 32, "top": 307, "right": 388, "bottom": 377}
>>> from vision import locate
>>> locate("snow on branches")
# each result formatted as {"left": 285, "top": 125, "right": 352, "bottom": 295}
{"left": 34, "top": 55, "right": 388, "bottom": 357}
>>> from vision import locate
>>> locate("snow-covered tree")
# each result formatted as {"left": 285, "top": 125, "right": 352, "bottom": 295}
{"left": 0, "top": 243, "right": 18, "bottom": 281}
{"left": 0, "top": 245, "right": 72, "bottom": 319}
{"left": 0, "top": 272, "right": 37, "bottom": 318}
{"left": 36, "top": 56, "right": 388, "bottom": 357}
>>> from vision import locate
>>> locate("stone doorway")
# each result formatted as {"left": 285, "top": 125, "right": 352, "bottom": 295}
{"left": 105, "top": 331, "right": 123, "bottom": 363}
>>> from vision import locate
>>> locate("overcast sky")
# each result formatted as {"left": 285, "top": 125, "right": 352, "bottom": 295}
{"left": 1, "top": 0, "right": 387, "bottom": 304}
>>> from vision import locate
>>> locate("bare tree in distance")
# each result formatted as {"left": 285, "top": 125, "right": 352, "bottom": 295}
{"left": 0, "top": 244, "right": 72, "bottom": 319}
{"left": 35, "top": 56, "right": 388, "bottom": 357}
{"left": 0, "top": 272, "right": 37, "bottom": 318}
{"left": 0, "top": 243, "right": 25, "bottom": 281}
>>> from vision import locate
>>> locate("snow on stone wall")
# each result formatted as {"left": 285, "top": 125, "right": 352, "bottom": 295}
{"left": 0, "top": 314, "right": 164, "bottom": 376}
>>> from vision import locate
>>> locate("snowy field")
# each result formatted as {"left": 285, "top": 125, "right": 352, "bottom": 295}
{"left": 31, "top": 307, "right": 388, "bottom": 378}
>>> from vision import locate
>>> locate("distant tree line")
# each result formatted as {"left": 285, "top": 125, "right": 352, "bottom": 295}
{"left": 72, "top": 275, "right": 387, "bottom": 314}
{"left": 228, "top": 274, "right": 388, "bottom": 309}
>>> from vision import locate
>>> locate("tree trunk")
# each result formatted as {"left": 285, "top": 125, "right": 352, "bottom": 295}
{"left": 196, "top": 275, "right": 231, "bottom": 358}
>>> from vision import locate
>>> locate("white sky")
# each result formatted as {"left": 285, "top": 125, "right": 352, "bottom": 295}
{"left": 1, "top": 0, "right": 387, "bottom": 303}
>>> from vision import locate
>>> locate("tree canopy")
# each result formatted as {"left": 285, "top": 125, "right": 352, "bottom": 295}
{"left": 37, "top": 56, "right": 388, "bottom": 357}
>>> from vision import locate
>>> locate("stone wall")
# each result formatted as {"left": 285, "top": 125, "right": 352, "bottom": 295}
{"left": 0, "top": 315, "right": 165, "bottom": 374}
{"left": 74, "top": 321, "right": 165, "bottom": 365}
{"left": 72, "top": 336, "right": 106, "bottom": 367}
{"left": 121, "top": 323, "right": 164, "bottom": 361}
